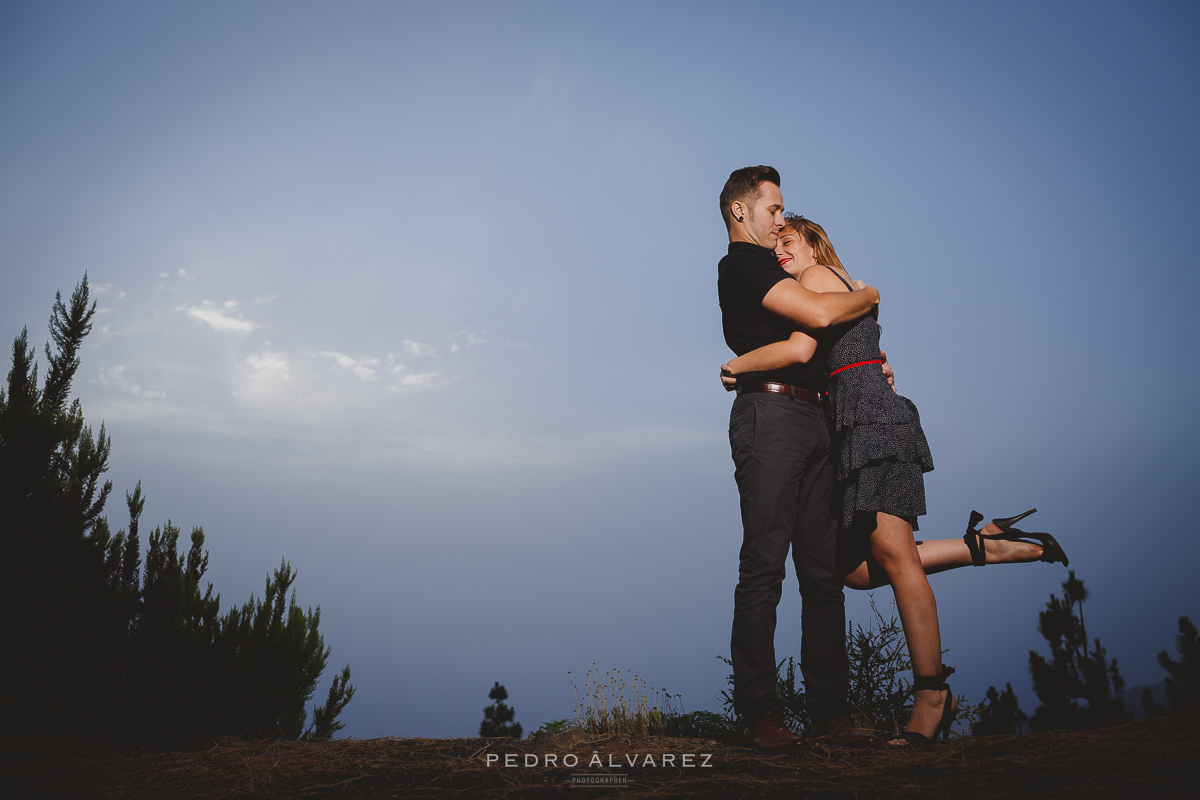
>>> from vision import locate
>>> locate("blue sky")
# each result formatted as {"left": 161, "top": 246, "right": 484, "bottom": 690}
{"left": 2, "top": 0, "right": 1198, "bottom": 737}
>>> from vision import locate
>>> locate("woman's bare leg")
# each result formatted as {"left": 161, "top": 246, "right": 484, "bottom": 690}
{"left": 867, "top": 512, "right": 951, "bottom": 739}
{"left": 843, "top": 522, "right": 1044, "bottom": 590}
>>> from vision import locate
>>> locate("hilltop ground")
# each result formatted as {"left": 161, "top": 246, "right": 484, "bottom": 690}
{"left": 5, "top": 710, "right": 1196, "bottom": 799}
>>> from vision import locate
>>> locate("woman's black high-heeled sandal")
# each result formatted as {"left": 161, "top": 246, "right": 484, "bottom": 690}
{"left": 994, "top": 526, "right": 1070, "bottom": 567}
{"left": 897, "top": 665, "right": 957, "bottom": 746}
{"left": 964, "top": 509, "right": 1070, "bottom": 568}
{"left": 991, "top": 507, "right": 1037, "bottom": 531}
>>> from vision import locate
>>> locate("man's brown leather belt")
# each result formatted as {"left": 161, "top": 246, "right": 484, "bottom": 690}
{"left": 737, "top": 382, "right": 822, "bottom": 405}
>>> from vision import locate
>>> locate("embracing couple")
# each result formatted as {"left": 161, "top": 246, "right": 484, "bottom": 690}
{"left": 716, "top": 165, "right": 1069, "bottom": 751}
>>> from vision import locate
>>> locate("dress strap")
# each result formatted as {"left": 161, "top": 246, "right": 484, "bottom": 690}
{"left": 822, "top": 263, "right": 855, "bottom": 291}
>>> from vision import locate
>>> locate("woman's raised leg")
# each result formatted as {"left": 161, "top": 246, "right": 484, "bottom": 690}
{"left": 842, "top": 521, "right": 1044, "bottom": 590}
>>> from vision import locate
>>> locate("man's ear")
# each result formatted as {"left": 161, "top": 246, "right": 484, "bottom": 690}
{"left": 730, "top": 199, "right": 746, "bottom": 224}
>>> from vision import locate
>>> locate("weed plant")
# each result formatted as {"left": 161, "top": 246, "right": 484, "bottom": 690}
{"left": 569, "top": 665, "right": 681, "bottom": 736}
{"left": 534, "top": 666, "right": 740, "bottom": 741}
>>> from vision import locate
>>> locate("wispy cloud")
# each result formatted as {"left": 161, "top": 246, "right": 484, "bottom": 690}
{"left": 95, "top": 365, "right": 166, "bottom": 399}
{"left": 92, "top": 323, "right": 119, "bottom": 343}
{"left": 92, "top": 282, "right": 126, "bottom": 298}
{"left": 235, "top": 350, "right": 292, "bottom": 411}
{"left": 449, "top": 330, "right": 487, "bottom": 353}
{"left": 316, "top": 350, "right": 382, "bottom": 381}
{"left": 402, "top": 339, "right": 436, "bottom": 357}
{"left": 387, "top": 362, "right": 438, "bottom": 392}
{"left": 245, "top": 350, "right": 290, "bottom": 381}
{"left": 178, "top": 300, "right": 257, "bottom": 334}
{"left": 314, "top": 350, "right": 438, "bottom": 391}
{"left": 504, "top": 339, "right": 532, "bottom": 350}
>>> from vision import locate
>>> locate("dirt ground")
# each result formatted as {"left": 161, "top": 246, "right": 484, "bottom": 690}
{"left": 5, "top": 710, "right": 1197, "bottom": 799}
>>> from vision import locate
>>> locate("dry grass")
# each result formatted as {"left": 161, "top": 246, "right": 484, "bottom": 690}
{"left": 5, "top": 710, "right": 1197, "bottom": 799}
{"left": 569, "top": 664, "right": 681, "bottom": 736}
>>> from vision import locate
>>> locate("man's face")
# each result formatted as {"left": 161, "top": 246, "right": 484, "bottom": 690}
{"left": 743, "top": 182, "right": 785, "bottom": 248}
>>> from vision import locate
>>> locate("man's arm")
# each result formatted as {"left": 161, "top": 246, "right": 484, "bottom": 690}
{"left": 761, "top": 278, "right": 879, "bottom": 329}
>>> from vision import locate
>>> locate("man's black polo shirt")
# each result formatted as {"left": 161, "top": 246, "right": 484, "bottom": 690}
{"left": 717, "top": 241, "right": 826, "bottom": 394}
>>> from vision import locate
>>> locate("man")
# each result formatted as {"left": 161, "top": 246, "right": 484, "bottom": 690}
{"left": 717, "top": 166, "right": 879, "bottom": 751}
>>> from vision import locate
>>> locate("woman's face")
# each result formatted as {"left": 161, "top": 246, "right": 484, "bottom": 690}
{"left": 775, "top": 229, "right": 817, "bottom": 277}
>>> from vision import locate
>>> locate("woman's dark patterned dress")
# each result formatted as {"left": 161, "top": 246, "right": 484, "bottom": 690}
{"left": 822, "top": 267, "right": 934, "bottom": 530}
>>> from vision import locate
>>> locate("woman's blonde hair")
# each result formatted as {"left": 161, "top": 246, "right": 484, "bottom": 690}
{"left": 782, "top": 213, "right": 847, "bottom": 275}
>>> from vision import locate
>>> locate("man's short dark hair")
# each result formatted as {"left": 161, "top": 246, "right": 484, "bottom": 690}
{"left": 719, "top": 165, "right": 781, "bottom": 231}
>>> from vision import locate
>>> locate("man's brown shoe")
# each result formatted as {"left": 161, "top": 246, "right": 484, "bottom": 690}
{"left": 745, "top": 714, "right": 808, "bottom": 753}
{"left": 813, "top": 714, "right": 881, "bottom": 747}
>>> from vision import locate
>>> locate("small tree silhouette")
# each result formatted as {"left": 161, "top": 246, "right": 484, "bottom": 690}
{"left": 1155, "top": 616, "right": 1199, "bottom": 710}
{"left": 480, "top": 682, "right": 522, "bottom": 738}
{"left": 972, "top": 683, "right": 1027, "bottom": 736}
{"left": 1028, "top": 571, "right": 1132, "bottom": 731}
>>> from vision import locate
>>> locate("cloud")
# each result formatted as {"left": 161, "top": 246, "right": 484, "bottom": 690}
{"left": 95, "top": 365, "right": 166, "bottom": 399}
{"left": 367, "top": 423, "right": 720, "bottom": 469}
{"left": 387, "top": 363, "right": 438, "bottom": 391}
{"left": 504, "top": 339, "right": 532, "bottom": 350}
{"left": 245, "top": 350, "right": 290, "bottom": 382}
{"left": 178, "top": 301, "right": 257, "bottom": 334}
{"left": 235, "top": 350, "right": 292, "bottom": 411}
{"left": 93, "top": 323, "right": 119, "bottom": 343}
{"left": 449, "top": 330, "right": 487, "bottom": 353}
{"left": 314, "top": 350, "right": 439, "bottom": 391}
{"left": 91, "top": 282, "right": 125, "bottom": 298}
{"left": 316, "top": 350, "right": 382, "bottom": 381}
{"left": 158, "top": 268, "right": 193, "bottom": 280}
{"left": 402, "top": 339, "right": 436, "bottom": 357}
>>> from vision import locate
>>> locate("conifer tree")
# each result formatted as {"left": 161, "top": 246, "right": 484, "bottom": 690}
{"left": 307, "top": 664, "right": 357, "bottom": 739}
{"left": 1027, "top": 571, "right": 1132, "bottom": 730}
{"left": 1, "top": 275, "right": 115, "bottom": 735}
{"left": 1, "top": 278, "right": 354, "bottom": 747}
{"left": 480, "top": 682, "right": 522, "bottom": 738}
{"left": 1156, "top": 616, "right": 1199, "bottom": 710}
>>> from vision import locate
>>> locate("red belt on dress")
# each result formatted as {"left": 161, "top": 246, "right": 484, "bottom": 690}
{"left": 827, "top": 359, "right": 881, "bottom": 379}
{"left": 736, "top": 382, "right": 822, "bottom": 406}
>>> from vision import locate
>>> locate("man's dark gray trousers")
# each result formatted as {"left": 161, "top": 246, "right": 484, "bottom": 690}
{"left": 728, "top": 391, "right": 849, "bottom": 727}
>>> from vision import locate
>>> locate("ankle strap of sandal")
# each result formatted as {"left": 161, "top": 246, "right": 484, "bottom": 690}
{"left": 911, "top": 665, "right": 956, "bottom": 692}
{"left": 964, "top": 511, "right": 986, "bottom": 566}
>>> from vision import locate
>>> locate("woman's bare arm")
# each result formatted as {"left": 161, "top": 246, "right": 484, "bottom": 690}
{"left": 721, "top": 330, "right": 818, "bottom": 385}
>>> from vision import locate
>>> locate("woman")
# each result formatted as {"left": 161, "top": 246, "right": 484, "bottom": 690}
{"left": 721, "top": 214, "right": 1067, "bottom": 745}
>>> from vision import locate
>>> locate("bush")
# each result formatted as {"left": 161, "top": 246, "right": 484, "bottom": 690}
{"left": 972, "top": 683, "right": 1027, "bottom": 736}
